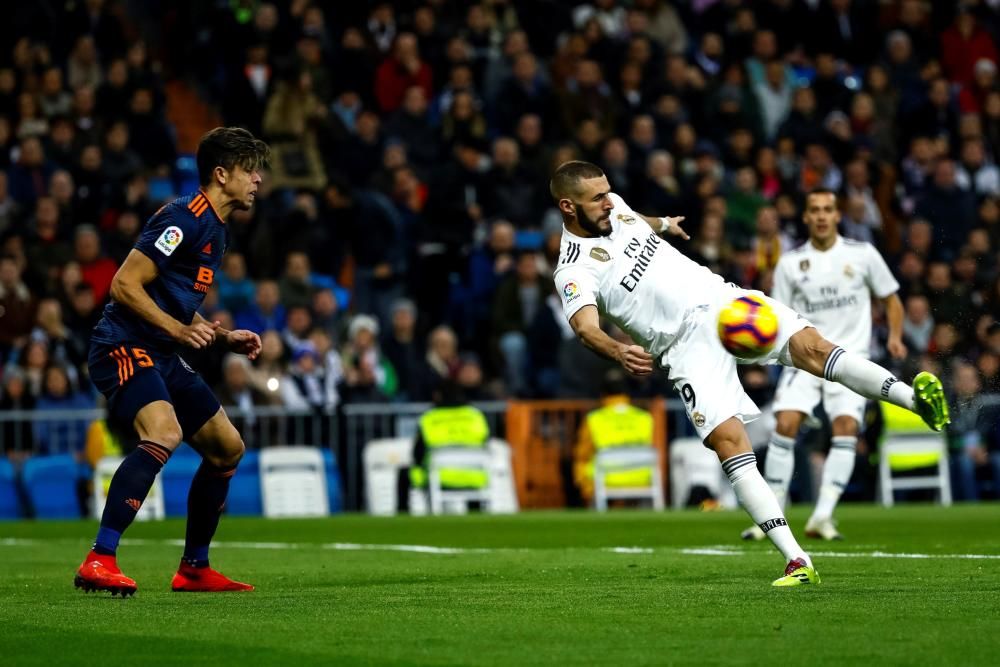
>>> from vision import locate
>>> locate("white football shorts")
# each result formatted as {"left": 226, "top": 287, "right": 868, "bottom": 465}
{"left": 771, "top": 367, "right": 867, "bottom": 424}
{"left": 661, "top": 287, "right": 812, "bottom": 441}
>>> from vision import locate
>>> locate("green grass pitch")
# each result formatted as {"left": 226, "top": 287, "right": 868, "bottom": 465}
{"left": 2, "top": 505, "right": 999, "bottom": 666}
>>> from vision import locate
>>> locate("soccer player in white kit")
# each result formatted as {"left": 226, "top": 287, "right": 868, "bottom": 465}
{"left": 741, "top": 190, "right": 907, "bottom": 543}
{"left": 549, "top": 161, "right": 950, "bottom": 586}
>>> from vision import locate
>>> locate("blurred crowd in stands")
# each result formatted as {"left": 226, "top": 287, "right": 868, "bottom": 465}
{"left": 1, "top": 0, "right": 999, "bottom": 492}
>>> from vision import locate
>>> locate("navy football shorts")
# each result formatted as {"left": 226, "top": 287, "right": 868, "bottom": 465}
{"left": 88, "top": 342, "right": 221, "bottom": 439}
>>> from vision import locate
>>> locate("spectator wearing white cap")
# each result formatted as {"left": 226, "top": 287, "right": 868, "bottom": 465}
{"left": 340, "top": 314, "right": 398, "bottom": 403}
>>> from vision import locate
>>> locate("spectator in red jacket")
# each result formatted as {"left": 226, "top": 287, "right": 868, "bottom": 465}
{"left": 959, "top": 59, "right": 999, "bottom": 115}
{"left": 74, "top": 225, "right": 118, "bottom": 304}
{"left": 940, "top": 5, "right": 999, "bottom": 88}
{"left": 375, "top": 33, "right": 433, "bottom": 114}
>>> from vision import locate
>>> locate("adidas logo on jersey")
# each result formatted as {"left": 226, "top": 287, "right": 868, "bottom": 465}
{"left": 561, "top": 242, "right": 581, "bottom": 264}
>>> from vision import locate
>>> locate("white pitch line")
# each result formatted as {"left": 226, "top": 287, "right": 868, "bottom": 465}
{"left": 679, "top": 547, "right": 1000, "bottom": 560}
{"left": 679, "top": 548, "right": 743, "bottom": 557}
{"left": 2, "top": 537, "right": 998, "bottom": 560}
{"left": 323, "top": 542, "right": 495, "bottom": 555}
{"left": 811, "top": 550, "right": 1000, "bottom": 560}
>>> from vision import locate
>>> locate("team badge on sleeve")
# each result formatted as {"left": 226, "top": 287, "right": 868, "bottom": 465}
{"left": 155, "top": 226, "right": 184, "bottom": 256}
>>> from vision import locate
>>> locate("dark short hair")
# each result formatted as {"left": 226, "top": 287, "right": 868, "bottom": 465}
{"left": 805, "top": 188, "right": 838, "bottom": 206}
{"left": 196, "top": 127, "right": 270, "bottom": 186}
{"left": 432, "top": 379, "right": 467, "bottom": 407}
{"left": 549, "top": 160, "right": 604, "bottom": 201}
{"left": 600, "top": 369, "right": 629, "bottom": 397}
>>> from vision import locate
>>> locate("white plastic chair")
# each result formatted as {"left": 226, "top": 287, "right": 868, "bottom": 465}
{"left": 593, "top": 446, "right": 664, "bottom": 511}
{"left": 878, "top": 434, "right": 952, "bottom": 507}
{"left": 259, "top": 446, "right": 329, "bottom": 517}
{"left": 92, "top": 456, "right": 165, "bottom": 520}
{"left": 669, "top": 437, "right": 734, "bottom": 509}
{"left": 362, "top": 438, "right": 519, "bottom": 515}
{"left": 427, "top": 447, "right": 493, "bottom": 515}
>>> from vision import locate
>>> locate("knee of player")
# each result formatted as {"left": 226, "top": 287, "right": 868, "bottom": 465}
{"left": 705, "top": 418, "right": 752, "bottom": 457}
{"left": 790, "top": 329, "right": 834, "bottom": 369}
{"left": 213, "top": 435, "right": 245, "bottom": 468}
{"left": 774, "top": 411, "right": 802, "bottom": 436}
{"left": 831, "top": 415, "right": 859, "bottom": 435}
{"left": 153, "top": 423, "right": 183, "bottom": 450}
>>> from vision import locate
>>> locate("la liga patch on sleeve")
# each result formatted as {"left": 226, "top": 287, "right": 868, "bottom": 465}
{"left": 155, "top": 226, "right": 183, "bottom": 256}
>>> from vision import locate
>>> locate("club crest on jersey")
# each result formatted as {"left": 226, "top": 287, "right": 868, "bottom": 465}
{"left": 563, "top": 281, "right": 580, "bottom": 301}
{"left": 844, "top": 264, "right": 855, "bottom": 278}
{"left": 692, "top": 411, "right": 706, "bottom": 428}
{"left": 155, "top": 226, "right": 183, "bottom": 256}
{"left": 617, "top": 213, "right": 636, "bottom": 224}
{"left": 799, "top": 259, "right": 810, "bottom": 272}
{"left": 590, "top": 247, "right": 611, "bottom": 262}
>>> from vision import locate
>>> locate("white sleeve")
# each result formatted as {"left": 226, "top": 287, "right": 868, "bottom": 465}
{"left": 864, "top": 244, "right": 900, "bottom": 299}
{"left": 770, "top": 257, "right": 794, "bottom": 306}
{"left": 553, "top": 263, "right": 601, "bottom": 322}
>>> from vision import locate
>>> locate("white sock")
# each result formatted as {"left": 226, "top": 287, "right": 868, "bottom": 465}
{"left": 722, "top": 452, "right": 810, "bottom": 566}
{"left": 810, "top": 436, "right": 857, "bottom": 522}
{"left": 764, "top": 433, "right": 795, "bottom": 507}
{"left": 824, "top": 347, "right": 914, "bottom": 410}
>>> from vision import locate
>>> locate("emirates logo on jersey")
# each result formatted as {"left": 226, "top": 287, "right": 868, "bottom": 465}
{"left": 618, "top": 233, "right": 662, "bottom": 292}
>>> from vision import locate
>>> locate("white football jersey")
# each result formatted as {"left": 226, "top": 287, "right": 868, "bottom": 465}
{"left": 552, "top": 193, "right": 728, "bottom": 358}
{"left": 771, "top": 235, "right": 899, "bottom": 356}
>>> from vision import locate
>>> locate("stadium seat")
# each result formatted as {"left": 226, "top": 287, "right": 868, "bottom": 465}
{"left": 160, "top": 446, "right": 202, "bottom": 517}
{"left": 878, "top": 434, "right": 952, "bottom": 507}
{"left": 514, "top": 230, "right": 544, "bottom": 250}
{"left": 174, "top": 154, "right": 199, "bottom": 193}
{"left": 0, "top": 459, "right": 22, "bottom": 519}
{"left": 593, "top": 446, "right": 664, "bottom": 511}
{"left": 260, "top": 447, "right": 329, "bottom": 517}
{"left": 322, "top": 449, "right": 342, "bottom": 513}
{"left": 227, "top": 450, "right": 262, "bottom": 516}
{"left": 427, "top": 447, "right": 493, "bottom": 515}
{"left": 363, "top": 437, "right": 518, "bottom": 516}
{"left": 22, "top": 455, "right": 81, "bottom": 519}
{"left": 668, "top": 437, "right": 737, "bottom": 509}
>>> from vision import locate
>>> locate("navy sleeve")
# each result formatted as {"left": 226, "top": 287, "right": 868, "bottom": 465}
{"left": 134, "top": 207, "right": 195, "bottom": 270}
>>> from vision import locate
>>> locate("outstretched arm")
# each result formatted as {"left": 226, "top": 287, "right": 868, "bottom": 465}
{"left": 569, "top": 305, "right": 654, "bottom": 376}
{"left": 638, "top": 213, "right": 690, "bottom": 240}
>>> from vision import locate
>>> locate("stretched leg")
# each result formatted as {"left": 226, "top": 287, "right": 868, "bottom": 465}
{"left": 171, "top": 407, "right": 252, "bottom": 592}
{"left": 77, "top": 401, "right": 181, "bottom": 596}
{"left": 184, "top": 408, "right": 245, "bottom": 566}
{"left": 742, "top": 410, "right": 800, "bottom": 541}
{"left": 95, "top": 402, "right": 182, "bottom": 554}
{"left": 765, "top": 411, "right": 804, "bottom": 507}
{"left": 707, "top": 418, "right": 819, "bottom": 585}
{"left": 787, "top": 328, "right": 949, "bottom": 430}
{"left": 806, "top": 415, "right": 858, "bottom": 539}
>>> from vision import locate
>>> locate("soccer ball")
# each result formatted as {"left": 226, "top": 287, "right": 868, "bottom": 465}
{"left": 717, "top": 295, "right": 779, "bottom": 357}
